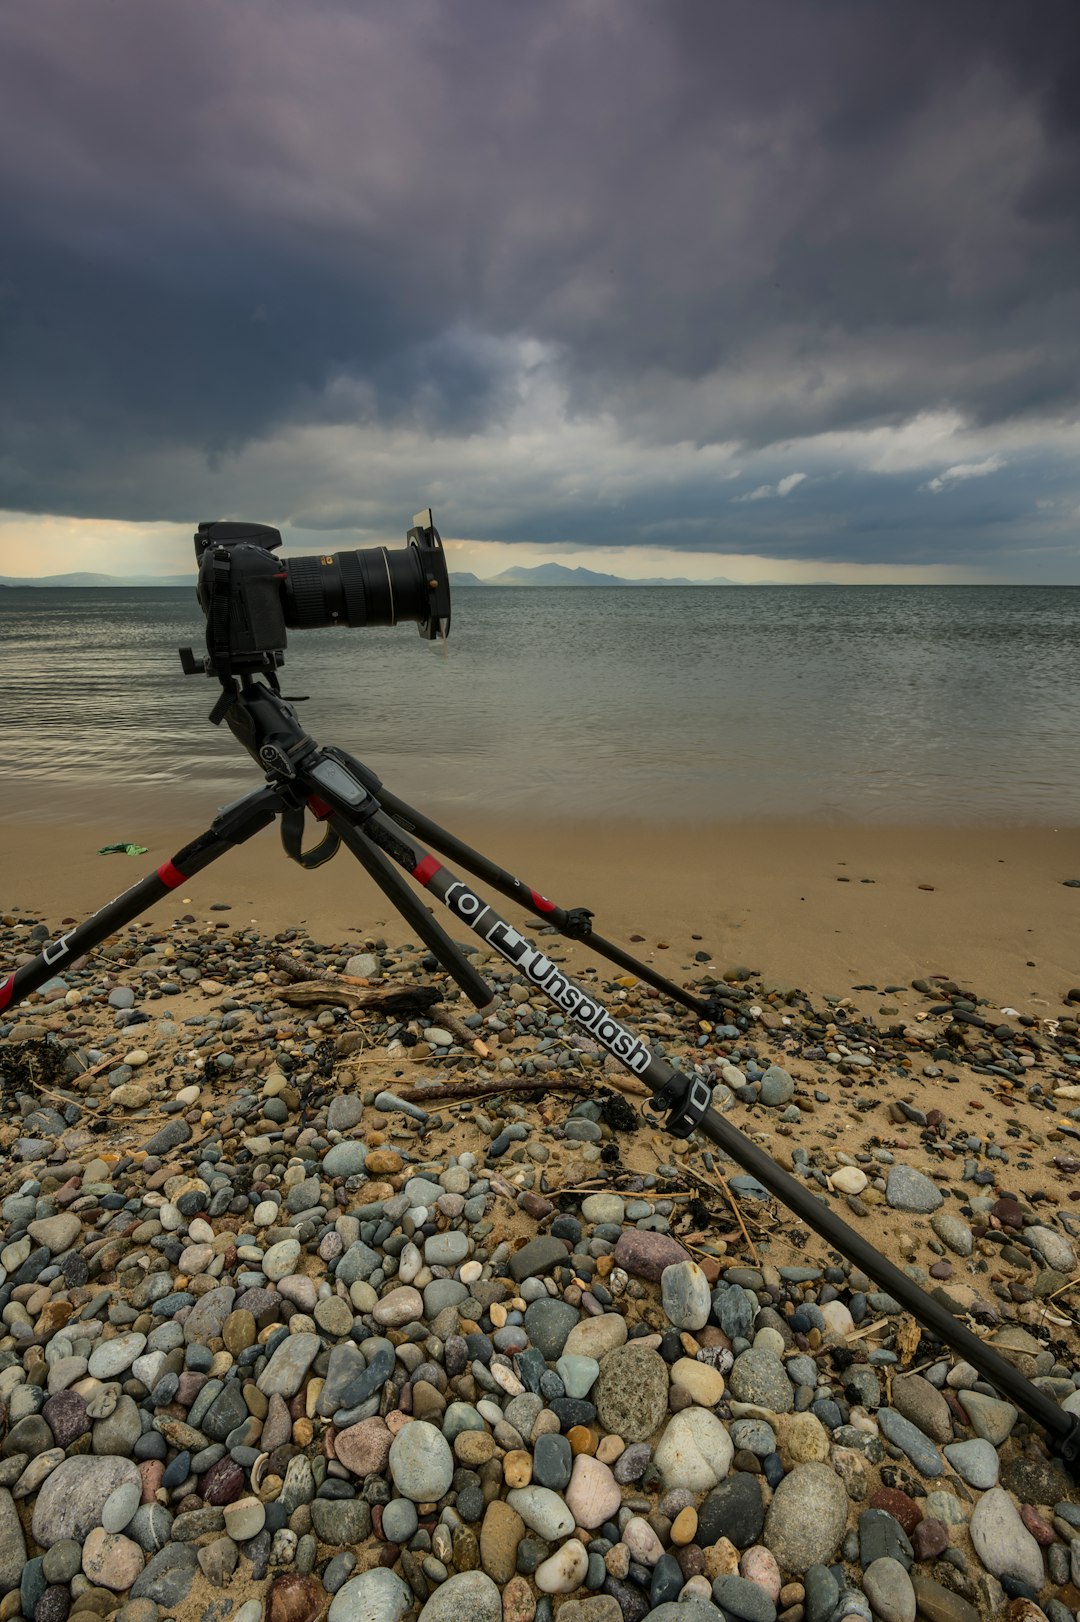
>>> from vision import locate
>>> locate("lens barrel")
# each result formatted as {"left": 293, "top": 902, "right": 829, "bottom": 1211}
{"left": 281, "top": 544, "right": 431, "bottom": 631}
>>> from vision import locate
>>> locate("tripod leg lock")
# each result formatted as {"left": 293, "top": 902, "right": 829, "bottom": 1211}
{"left": 649, "top": 1068, "right": 715, "bottom": 1138}
{"left": 562, "top": 907, "right": 595, "bottom": 940}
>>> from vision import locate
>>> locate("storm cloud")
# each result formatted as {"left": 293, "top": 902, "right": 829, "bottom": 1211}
{"left": 1, "top": 0, "right": 1079, "bottom": 573}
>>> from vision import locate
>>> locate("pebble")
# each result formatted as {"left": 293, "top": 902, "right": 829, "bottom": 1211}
{"left": 862, "top": 1557, "right": 916, "bottom": 1622}
{"left": 1, "top": 918, "right": 1079, "bottom": 1622}
{"left": 763, "top": 1463, "right": 848, "bottom": 1574}
{"left": 885, "top": 1166, "right": 943, "bottom": 1213}
{"left": 969, "top": 1487, "right": 1046, "bottom": 1590}
{"left": 943, "top": 1438, "right": 1000, "bottom": 1489}
{"left": 417, "top": 1570, "right": 501, "bottom": 1622}
{"left": 328, "top": 1567, "right": 411, "bottom": 1622}
{"left": 660, "top": 1260, "right": 712, "bottom": 1330}
{"left": 389, "top": 1420, "right": 454, "bottom": 1501}
{"left": 654, "top": 1408, "right": 734, "bottom": 1491}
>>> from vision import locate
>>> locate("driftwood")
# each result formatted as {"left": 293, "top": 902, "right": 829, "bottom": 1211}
{"left": 429, "top": 1005, "right": 491, "bottom": 1057}
{"left": 273, "top": 981, "right": 440, "bottom": 1014}
{"left": 394, "top": 1076, "right": 590, "bottom": 1104}
{"left": 273, "top": 952, "right": 372, "bottom": 986}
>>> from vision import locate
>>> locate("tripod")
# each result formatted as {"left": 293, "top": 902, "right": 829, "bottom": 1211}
{"left": 3, "top": 672, "right": 1079, "bottom": 1470}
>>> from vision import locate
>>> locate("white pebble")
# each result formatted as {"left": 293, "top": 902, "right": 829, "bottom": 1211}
{"left": 535, "top": 1539, "right": 589, "bottom": 1593}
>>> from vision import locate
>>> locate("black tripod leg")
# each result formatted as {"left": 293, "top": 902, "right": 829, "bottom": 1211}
{"left": 0, "top": 788, "right": 282, "bottom": 1017}
{"left": 694, "top": 1100, "right": 1080, "bottom": 1466}
{"left": 324, "top": 811, "right": 494, "bottom": 1010}
{"left": 372, "top": 782, "right": 716, "bottom": 1019}
{"left": 353, "top": 808, "right": 1080, "bottom": 1470}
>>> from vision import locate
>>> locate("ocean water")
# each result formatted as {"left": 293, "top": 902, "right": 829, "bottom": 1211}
{"left": 0, "top": 584, "right": 1078, "bottom": 827}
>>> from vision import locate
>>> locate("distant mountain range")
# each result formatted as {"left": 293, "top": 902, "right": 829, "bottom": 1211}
{"left": 453, "top": 563, "right": 739, "bottom": 586}
{"left": 0, "top": 572, "right": 194, "bottom": 587}
{"left": 2, "top": 563, "right": 737, "bottom": 588}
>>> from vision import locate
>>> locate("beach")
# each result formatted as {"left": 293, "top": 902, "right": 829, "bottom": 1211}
{"left": 4, "top": 608, "right": 1080, "bottom": 1622}
{"left": 5, "top": 808, "right": 1078, "bottom": 1015}
{"left": 3, "top": 802, "right": 1080, "bottom": 1621}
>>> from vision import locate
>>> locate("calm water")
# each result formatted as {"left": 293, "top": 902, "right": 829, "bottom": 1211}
{"left": 1, "top": 585, "right": 1078, "bottom": 826}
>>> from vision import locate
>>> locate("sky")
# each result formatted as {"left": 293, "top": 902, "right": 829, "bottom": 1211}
{"left": 2, "top": 1, "right": 1079, "bottom": 583}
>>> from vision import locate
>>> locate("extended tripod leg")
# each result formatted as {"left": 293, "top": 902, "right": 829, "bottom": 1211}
{"left": 0, "top": 788, "right": 282, "bottom": 1016}
{"left": 367, "top": 780, "right": 718, "bottom": 1020}
{"left": 323, "top": 811, "right": 494, "bottom": 1009}
{"left": 351, "top": 803, "right": 1080, "bottom": 1470}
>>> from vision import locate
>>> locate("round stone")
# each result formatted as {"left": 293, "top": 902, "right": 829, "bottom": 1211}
{"left": 314, "top": 1297, "right": 355, "bottom": 1336}
{"left": 670, "top": 1357, "right": 725, "bottom": 1407}
{"left": 101, "top": 1481, "right": 141, "bottom": 1534}
{"left": 373, "top": 1287, "right": 424, "bottom": 1327}
{"left": 862, "top": 1557, "right": 916, "bottom": 1622}
{"left": 969, "top": 1486, "right": 1045, "bottom": 1590}
{"left": 594, "top": 1343, "right": 670, "bottom": 1441}
{"left": 581, "top": 1194, "right": 626, "bottom": 1225}
{"left": 223, "top": 1497, "right": 266, "bottom": 1541}
{"left": 335, "top": 1418, "right": 394, "bottom": 1477}
{"left": 654, "top": 1409, "right": 734, "bottom": 1492}
{"left": 763, "top": 1462, "right": 849, "bottom": 1574}
{"left": 729, "top": 1348, "right": 794, "bottom": 1413}
{"left": 41, "top": 1541, "right": 82, "bottom": 1584}
{"left": 416, "top": 1571, "right": 501, "bottom": 1622}
{"left": 506, "top": 1487, "right": 575, "bottom": 1542}
{"left": 423, "top": 1231, "right": 470, "bottom": 1266}
{"left": 328, "top": 1567, "right": 411, "bottom": 1622}
{"left": 388, "top": 1420, "right": 454, "bottom": 1502}
{"left": 88, "top": 1332, "right": 146, "bottom": 1381}
{"left": 81, "top": 1527, "right": 144, "bottom": 1592}
{"left": 885, "top": 1166, "right": 943, "bottom": 1213}
{"left": 564, "top": 1454, "right": 621, "bottom": 1529}
{"left": 381, "top": 1500, "right": 419, "bottom": 1543}
{"left": 535, "top": 1538, "right": 589, "bottom": 1594}
{"left": 830, "top": 1166, "right": 868, "bottom": 1195}
{"left": 263, "top": 1238, "right": 302, "bottom": 1281}
{"left": 661, "top": 1261, "right": 712, "bottom": 1331}
{"left": 523, "top": 1299, "right": 581, "bottom": 1360}
{"left": 942, "top": 1439, "right": 999, "bottom": 1489}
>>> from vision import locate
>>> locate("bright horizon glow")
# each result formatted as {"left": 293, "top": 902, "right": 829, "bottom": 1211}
{"left": 0, "top": 512, "right": 1017, "bottom": 585}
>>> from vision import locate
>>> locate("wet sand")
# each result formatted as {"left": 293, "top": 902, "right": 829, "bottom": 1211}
{"left": 2, "top": 806, "right": 1078, "bottom": 1015}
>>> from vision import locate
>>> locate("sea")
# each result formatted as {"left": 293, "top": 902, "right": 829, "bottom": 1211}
{"left": 0, "top": 584, "right": 1078, "bottom": 827}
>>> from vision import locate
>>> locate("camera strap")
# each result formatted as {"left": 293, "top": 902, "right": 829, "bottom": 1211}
{"left": 280, "top": 805, "right": 340, "bottom": 868}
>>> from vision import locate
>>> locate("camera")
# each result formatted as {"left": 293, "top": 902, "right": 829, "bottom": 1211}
{"left": 180, "top": 508, "right": 451, "bottom": 682}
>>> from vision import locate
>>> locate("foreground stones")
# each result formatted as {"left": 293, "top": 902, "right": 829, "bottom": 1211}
{"left": 0, "top": 914, "right": 1079, "bottom": 1622}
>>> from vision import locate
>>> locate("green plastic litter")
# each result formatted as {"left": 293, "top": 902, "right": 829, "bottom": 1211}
{"left": 98, "top": 843, "right": 149, "bottom": 855}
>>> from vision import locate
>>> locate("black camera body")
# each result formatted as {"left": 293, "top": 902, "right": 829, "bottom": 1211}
{"left": 180, "top": 509, "right": 451, "bottom": 684}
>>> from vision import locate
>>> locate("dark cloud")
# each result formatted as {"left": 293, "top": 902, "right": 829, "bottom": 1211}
{"left": 1, "top": 0, "right": 1079, "bottom": 561}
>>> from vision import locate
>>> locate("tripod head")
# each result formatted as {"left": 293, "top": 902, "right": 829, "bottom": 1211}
{"left": 178, "top": 507, "right": 451, "bottom": 693}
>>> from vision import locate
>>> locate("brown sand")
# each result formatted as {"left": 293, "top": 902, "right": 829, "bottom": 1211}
{"left": 2, "top": 809, "right": 1079, "bottom": 1013}
{"left": 5, "top": 804, "right": 1080, "bottom": 1391}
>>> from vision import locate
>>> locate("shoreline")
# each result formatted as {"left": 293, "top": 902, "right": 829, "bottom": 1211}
{"left": 2, "top": 809, "right": 1079, "bottom": 1014}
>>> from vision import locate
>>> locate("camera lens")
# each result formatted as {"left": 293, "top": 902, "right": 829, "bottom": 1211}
{"left": 281, "top": 545, "right": 430, "bottom": 631}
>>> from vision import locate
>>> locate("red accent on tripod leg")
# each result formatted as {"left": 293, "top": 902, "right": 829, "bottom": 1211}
{"left": 307, "top": 796, "right": 333, "bottom": 820}
{"left": 529, "top": 888, "right": 556, "bottom": 913}
{"left": 413, "top": 855, "right": 442, "bottom": 886}
{"left": 157, "top": 861, "right": 188, "bottom": 889}
{"left": 0, "top": 975, "right": 14, "bottom": 1011}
